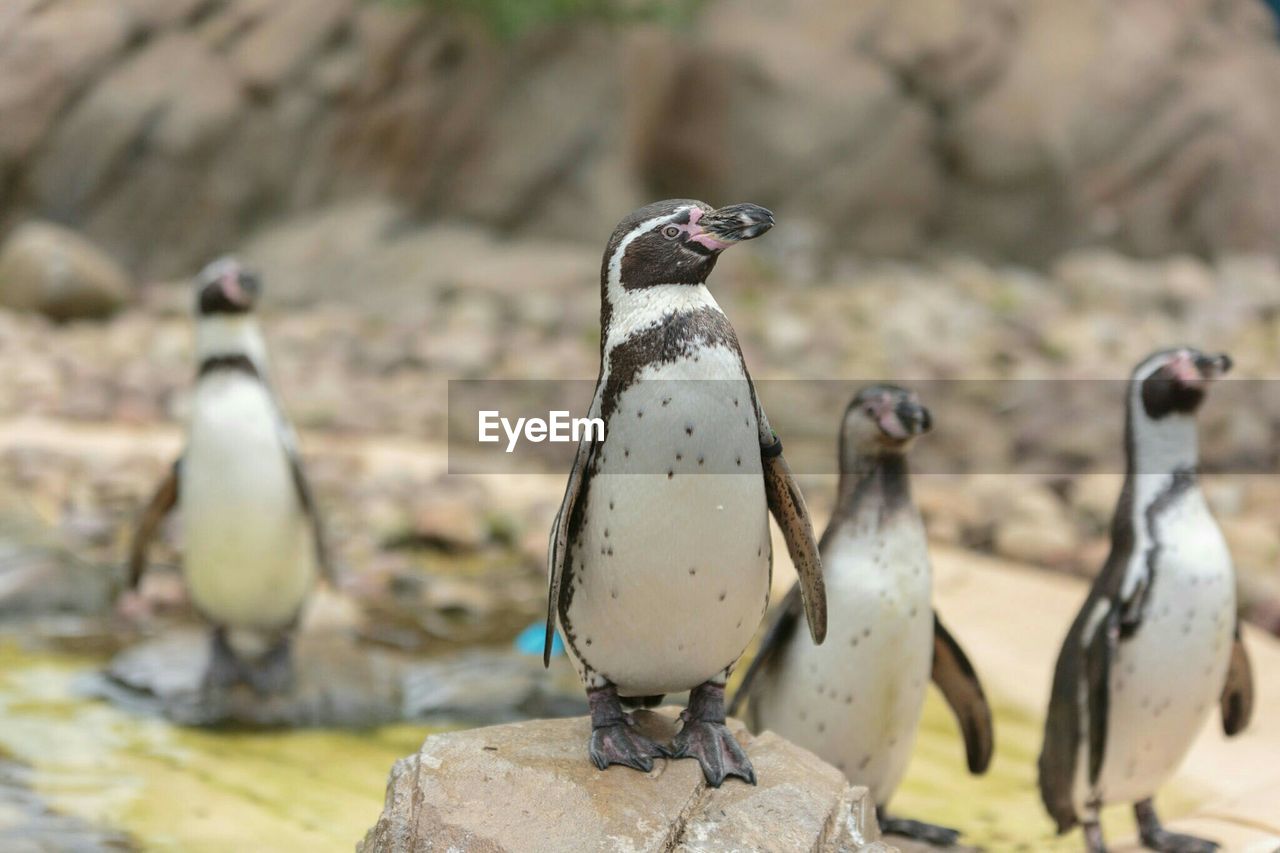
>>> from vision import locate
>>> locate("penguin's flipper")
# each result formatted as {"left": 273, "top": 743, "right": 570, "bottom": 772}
{"left": 758, "top": 442, "right": 826, "bottom": 646}
{"left": 931, "top": 613, "right": 994, "bottom": 774}
{"left": 128, "top": 458, "right": 181, "bottom": 589}
{"left": 276, "top": 423, "right": 335, "bottom": 586}
{"left": 1083, "top": 602, "right": 1120, "bottom": 785}
{"left": 1220, "top": 621, "right": 1254, "bottom": 736}
{"left": 546, "top": 386, "right": 602, "bottom": 666}
{"left": 727, "top": 584, "right": 801, "bottom": 720}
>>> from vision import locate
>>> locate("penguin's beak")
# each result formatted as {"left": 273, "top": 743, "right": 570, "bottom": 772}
{"left": 696, "top": 203, "right": 775, "bottom": 248}
{"left": 1193, "top": 351, "right": 1232, "bottom": 380}
{"left": 897, "top": 400, "right": 933, "bottom": 437}
{"left": 1169, "top": 350, "right": 1230, "bottom": 390}
{"left": 871, "top": 394, "right": 931, "bottom": 441}
{"left": 220, "top": 267, "right": 261, "bottom": 308}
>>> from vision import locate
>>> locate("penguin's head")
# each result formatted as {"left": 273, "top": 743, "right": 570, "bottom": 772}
{"left": 602, "top": 199, "right": 775, "bottom": 290}
{"left": 1132, "top": 347, "right": 1232, "bottom": 420}
{"left": 840, "top": 384, "right": 932, "bottom": 459}
{"left": 195, "top": 256, "right": 262, "bottom": 316}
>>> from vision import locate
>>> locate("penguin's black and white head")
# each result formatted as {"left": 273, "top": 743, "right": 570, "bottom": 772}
{"left": 1131, "top": 347, "right": 1231, "bottom": 420}
{"left": 1126, "top": 347, "right": 1231, "bottom": 474}
{"left": 193, "top": 256, "right": 270, "bottom": 366}
{"left": 195, "top": 256, "right": 262, "bottom": 317}
{"left": 839, "top": 384, "right": 932, "bottom": 463}
{"left": 601, "top": 199, "right": 774, "bottom": 291}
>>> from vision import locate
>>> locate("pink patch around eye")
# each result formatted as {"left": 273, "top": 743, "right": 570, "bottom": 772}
{"left": 680, "top": 207, "right": 733, "bottom": 251}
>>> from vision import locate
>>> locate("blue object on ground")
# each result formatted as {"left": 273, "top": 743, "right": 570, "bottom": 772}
{"left": 516, "top": 621, "right": 563, "bottom": 656}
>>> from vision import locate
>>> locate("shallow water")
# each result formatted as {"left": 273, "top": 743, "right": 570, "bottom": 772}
{"left": 0, "top": 640, "right": 1205, "bottom": 851}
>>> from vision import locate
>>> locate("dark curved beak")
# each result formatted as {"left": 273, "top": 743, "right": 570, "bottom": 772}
{"left": 1193, "top": 352, "right": 1232, "bottom": 379}
{"left": 896, "top": 400, "right": 933, "bottom": 436}
{"left": 700, "top": 203, "right": 775, "bottom": 243}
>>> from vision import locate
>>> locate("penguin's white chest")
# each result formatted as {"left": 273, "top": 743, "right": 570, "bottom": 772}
{"left": 753, "top": 513, "right": 933, "bottom": 804}
{"left": 562, "top": 344, "right": 770, "bottom": 695}
{"left": 181, "top": 373, "right": 316, "bottom": 631}
{"left": 1080, "top": 490, "right": 1235, "bottom": 807}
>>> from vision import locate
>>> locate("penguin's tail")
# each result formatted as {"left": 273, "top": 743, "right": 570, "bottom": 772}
{"left": 620, "top": 694, "right": 665, "bottom": 710}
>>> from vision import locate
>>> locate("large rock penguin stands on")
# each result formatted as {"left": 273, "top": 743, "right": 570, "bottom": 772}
{"left": 546, "top": 200, "right": 827, "bottom": 786}
{"left": 1039, "top": 347, "right": 1253, "bottom": 853}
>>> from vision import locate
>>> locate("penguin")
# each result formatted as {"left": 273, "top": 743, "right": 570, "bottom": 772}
{"left": 731, "top": 385, "right": 994, "bottom": 845}
{"left": 127, "top": 257, "right": 333, "bottom": 695}
{"left": 1039, "top": 347, "right": 1254, "bottom": 853}
{"left": 546, "top": 200, "right": 828, "bottom": 787}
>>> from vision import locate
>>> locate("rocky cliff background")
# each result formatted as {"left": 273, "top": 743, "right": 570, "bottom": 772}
{"left": 4, "top": 0, "right": 1280, "bottom": 281}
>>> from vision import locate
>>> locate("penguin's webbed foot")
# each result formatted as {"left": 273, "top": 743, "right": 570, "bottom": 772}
{"left": 877, "top": 809, "right": 961, "bottom": 847}
{"left": 202, "top": 627, "right": 243, "bottom": 694}
{"left": 670, "top": 681, "right": 756, "bottom": 787}
{"left": 587, "top": 683, "right": 668, "bottom": 774}
{"left": 245, "top": 636, "right": 295, "bottom": 696}
{"left": 1135, "top": 799, "right": 1218, "bottom": 853}
{"left": 1138, "top": 826, "right": 1218, "bottom": 853}
{"left": 670, "top": 719, "right": 756, "bottom": 787}
{"left": 589, "top": 723, "right": 669, "bottom": 773}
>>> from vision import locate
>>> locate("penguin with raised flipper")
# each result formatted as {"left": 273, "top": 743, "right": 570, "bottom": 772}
{"left": 128, "top": 258, "right": 334, "bottom": 696}
{"left": 732, "top": 384, "right": 993, "bottom": 845}
{"left": 546, "top": 200, "right": 827, "bottom": 787}
{"left": 1039, "top": 347, "right": 1253, "bottom": 853}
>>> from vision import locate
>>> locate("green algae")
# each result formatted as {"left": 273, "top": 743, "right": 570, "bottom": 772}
{"left": 893, "top": 690, "right": 1205, "bottom": 851}
{"left": 0, "top": 638, "right": 1210, "bottom": 851}
{"left": 0, "top": 641, "right": 448, "bottom": 851}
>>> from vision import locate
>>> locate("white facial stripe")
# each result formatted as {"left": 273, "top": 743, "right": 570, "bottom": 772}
{"left": 605, "top": 209, "right": 694, "bottom": 291}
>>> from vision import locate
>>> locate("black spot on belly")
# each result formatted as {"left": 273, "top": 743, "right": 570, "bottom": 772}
{"left": 662, "top": 397, "right": 670, "bottom": 407}
{"left": 735, "top": 455, "right": 742, "bottom": 466}
{"left": 586, "top": 637, "right": 592, "bottom": 646}
{"left": 637, "top": 410, "right": 643, "bottom": 418}
{"left": 858, "top": 755, "right": 871, "bottom": 770}
{"left": 863, "top": 628, "right": 872, "bottom": 638}
{"left": 688, "top": 567, "right": 697, "bottom": 576}
{"left": 817, "top": 722, "right": 826, "bottom": 733}
{"left": 675, "top": 452, "right": 683, "bottom": 461}
{"left": 686, "top": 424, "right": 694, "bottom": 436}
{"left": 844, "top": 694, "right": 853, "bottom": 704}
{"left": 667, "top": 469, "right": 674, "bottom": 479}
{"left": 698, "top": 455, "right": 705, "bottom": 466}
{"left": 850, "top": 637, "right": 859, "bottom": 647}
{"left": 718, "top": 591, "right": 726, "bottom": 601}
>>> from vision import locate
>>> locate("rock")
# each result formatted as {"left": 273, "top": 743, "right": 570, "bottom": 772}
{"left": 359, "top": 707, "right": 887, "bottom": 852}
{"left": 96, "top": 628, "right": 409, "bottom": 728}
{"left": 0, "top": 222, "right": 131, "bottom": 320}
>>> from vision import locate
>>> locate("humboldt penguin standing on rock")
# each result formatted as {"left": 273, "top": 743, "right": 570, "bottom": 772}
{"left": 1039, "top": 348, "right": 1253, "bottom": 853}
{"left": 128, "top": 258, "right": 333, "bottom": 696}
{"left": 546, "top": 200, "right": 827, "bottom": 787}
{"left": 731, "top": 385, "right": 994, "bottom": 845}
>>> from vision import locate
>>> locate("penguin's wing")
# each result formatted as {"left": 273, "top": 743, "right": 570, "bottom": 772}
{"left": 1220, "top": 620, "right": 1254, "bottom": 736}
{"left": 932, "top": 613, "right": 994, "bottom": 774}
{"left": 1039, "top": 537, "right": 1134, "bottom": 833}
{"left": 128, "top": 458, "right": 181, "bottom": 589}
{"left": 728, "top": 584, "right": 802, "bottom": 719}
{"left": 265, "top": 388, "right": 336, "bottom": 586}
{"left": 754, "top": 405, "right": 827, "bottom": 645}
{"left": 545, "top": 384, "right": 603, "bottom": 666}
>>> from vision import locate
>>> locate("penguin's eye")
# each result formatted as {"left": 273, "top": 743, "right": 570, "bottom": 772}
{"left": 662, "top": 225, "right": 681, "bottom": 240}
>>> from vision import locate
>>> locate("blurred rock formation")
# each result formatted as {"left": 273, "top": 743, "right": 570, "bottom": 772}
{"left": 2, "top": 0, "right": 1280, "bottom": 278}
